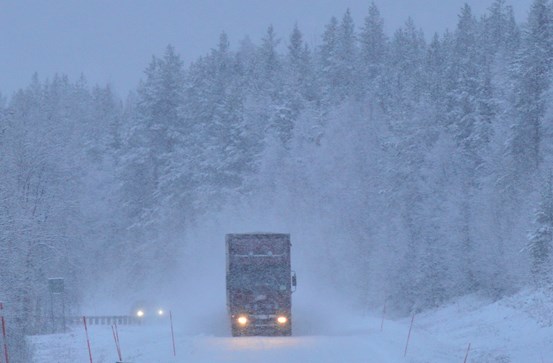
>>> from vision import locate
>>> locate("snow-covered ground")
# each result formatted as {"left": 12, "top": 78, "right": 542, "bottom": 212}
{"left": 29, "top": 289, "right": 553, "bottom": 363}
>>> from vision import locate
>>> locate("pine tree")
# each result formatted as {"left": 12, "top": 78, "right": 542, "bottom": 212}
{"left": 287, "top": 23, "right": 316, "bottom": 102}
{"left": 386, "top": 17, "right": 426, "bottom": 112}
{"left": 319, "top": 16, "right": 339, "bottom": 105}
{"left": 336, "top": 9, "right": 358, "bottom": 98}
{"left": 277, "top": 24, "right": 311, "bottom": 145}
{"left": 288, "top": 24, "right": 304, "bottom": 70}
{"left": 528, "top": 172, "right": 553, "bottom": 286}
{"left": 426, "top": 33, "right": 447, "bottom": 115}
{"left": 259, "top": 25, "right": 281, "bottom": 89}
{"left": 511, "top": 0, "right": 553, "bottom": 172}
{"left": 120, "top": 44, "right": 185, "bottom": 226}
{"left": 446, "top": 4, "right": 482, "bottom": 149}
{"left": 359, "top": 2, "right": 387, "bottom": 96}
{"left": 444, "top": 4, "right": 486, "bottom": 293}
{"left": 318, "top": 10, "right": 358, "bottom": 102}
{"left": 484, "top": 0, "right": 520, "bottom": 55}
{"left": 118, "top": 45, "right": 186, "bottom": 287}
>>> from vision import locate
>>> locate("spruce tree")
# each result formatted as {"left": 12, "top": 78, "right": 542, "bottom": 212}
{"left": 336, "top": 9, "right": 357, "bottom": 98}
{"left": 359, "top": 2, "right": 387, "bottom": 96}
{"left": 511, "top": 0, "right": 553, "bottom": 172}
{"left": 528, "top": 172, "right": 553, "bottom": 286}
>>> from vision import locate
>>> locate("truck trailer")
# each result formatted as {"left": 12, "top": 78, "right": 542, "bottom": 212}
{"left": 225, "top": 233, "right": 296, "bottom": 336}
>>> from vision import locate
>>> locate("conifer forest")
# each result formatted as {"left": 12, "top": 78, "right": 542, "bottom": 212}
{"left": 1, "top": 0, "right": 553, "bottom": 359}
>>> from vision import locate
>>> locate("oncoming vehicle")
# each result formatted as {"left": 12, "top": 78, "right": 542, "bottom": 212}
{"left": 226, "top": 233, "right": 297, "bottom": 336}
{"left": 131, "top": 301, "right": 168, "bottom": 322}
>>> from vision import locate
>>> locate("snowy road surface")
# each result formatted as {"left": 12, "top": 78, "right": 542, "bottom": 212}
{"left": 30, "top": 291, "right": 553, "bottom": 363}
{"left": 30, "top": 317, "right": 449, "bottom": 363}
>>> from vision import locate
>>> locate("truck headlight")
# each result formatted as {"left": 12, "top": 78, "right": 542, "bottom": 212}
{"left": 237, "top": 316, "right": 248, "bottom": 325}
{"left": 277, "top": 316, "right": 287, "bottom": 324}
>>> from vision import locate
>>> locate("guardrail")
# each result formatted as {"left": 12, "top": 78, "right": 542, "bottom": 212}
{"left": 68, "top": 316, "right": 141, "bottom": 326}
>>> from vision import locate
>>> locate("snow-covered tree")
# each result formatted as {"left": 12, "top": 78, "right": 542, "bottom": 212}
{"left": 359, "top": 2, "right": 387, "bottom": 97}
{"left": 528, "top": 173, "right": 553, "bottom": 286}
{"left": 511, "top": 0, "right": 553, "bottom": 173}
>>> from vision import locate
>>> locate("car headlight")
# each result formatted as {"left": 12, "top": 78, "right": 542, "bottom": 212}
{"left": 277, "top": 316, "right": 287, "bottom": 324}
{"left": 136, "top": 309, "right": 145, "bottom": 318}
{"left": 237, "top": 316, "right": 248, "bottom": 325}
{"left": 157, "top": 309, "right": 164, "bottom": 316}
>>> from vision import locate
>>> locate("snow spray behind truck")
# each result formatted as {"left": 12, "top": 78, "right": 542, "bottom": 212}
{"left": 226, "top": 233, "right": 297, "bottom": 336}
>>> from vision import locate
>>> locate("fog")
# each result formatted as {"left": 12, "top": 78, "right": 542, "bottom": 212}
{"left": 80, "top": 202, "right": 361, "bottom": 337}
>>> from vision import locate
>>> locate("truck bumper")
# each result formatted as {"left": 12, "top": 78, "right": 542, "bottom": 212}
{"left": 231, "top": 316, "right": 292, "bottom": 337}
{"left": 232, "top": 324, "right": 291, "bottom": 337}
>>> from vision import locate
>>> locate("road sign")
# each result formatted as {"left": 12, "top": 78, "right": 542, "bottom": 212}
{"left": 48, "top": 278, "right": 64, "bottom": 294}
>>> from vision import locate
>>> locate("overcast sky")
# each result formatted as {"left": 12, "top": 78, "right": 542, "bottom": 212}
{"left": 0, "top": 0, "right": 532, "bottom": 96}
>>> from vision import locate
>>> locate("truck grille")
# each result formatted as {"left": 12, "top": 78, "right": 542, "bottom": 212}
{"left": 251, "top": 314, "right": 277, "bottom": 326}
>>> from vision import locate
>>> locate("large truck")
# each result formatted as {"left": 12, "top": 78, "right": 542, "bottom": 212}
{"left": 226, "top": 233, "right": 297, "bottom": 336}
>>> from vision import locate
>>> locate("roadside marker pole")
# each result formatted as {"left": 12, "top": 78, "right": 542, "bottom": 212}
{"left": 82, "top": 317, "right": 93, "bottom": 363}
{"left": 1, "top": 317, "right": 8, "bottom": 363}
{"left": 463, "top": 342, "right": 471, "bottom": 363}
{"left": 170, "top": 311, "right": 176, "bottom": 357}
{"left": 111, "top": 325, "right": 122, "bottom": 361}
{"left": 0, "top": 302, "right": 4, "bottom": 363}
{"left": 403, "top": 314, "right": 415, "bottom": 357}
{"left": 111, "top": 326, "right": 117, "bottom": 358}
{"left": 115, "top": 323, "right": 122, "bottom": 360}
{"left": 380, "top": 302, "right": 386, "bottom": 332}
{"left": 0, "top": 302, "right": 2, "bottom": 363}
{"left": 0, "top": 303, "right": 8, "bottom": 363}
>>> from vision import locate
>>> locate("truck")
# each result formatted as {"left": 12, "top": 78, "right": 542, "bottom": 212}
{"left": 225, "top": 233, "right": 297, "bottom": 336}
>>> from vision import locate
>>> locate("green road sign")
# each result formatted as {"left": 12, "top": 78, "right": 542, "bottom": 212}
{"left": 48, "top": 278, "right": 64, "bottom": 294}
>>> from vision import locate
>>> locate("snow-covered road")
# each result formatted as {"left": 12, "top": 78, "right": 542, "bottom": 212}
{"left": 29, "top": 290, "right": 553, "bottom": 363}
{"left": 30, "top": 313, "right": 457, "bottom": 363}
{"left": 30, "top": 323, "right": 438, "bottom": 363}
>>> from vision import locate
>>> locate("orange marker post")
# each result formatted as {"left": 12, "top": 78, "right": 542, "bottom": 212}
{"left": 83, "top": 317, "right": 93, "bottom": 363}
{"left": 0, "top": 303, "right": 8, "bottom": 363}
{"left": 170, "top": 311, "right": 176, "bottom": 357}
{"left": 404, "top": 314, "right": 415, "bottom": 357}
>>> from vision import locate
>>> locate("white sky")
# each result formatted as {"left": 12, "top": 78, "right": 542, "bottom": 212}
{"left": 0, "top": 0, "right": 532, "bottom": 96}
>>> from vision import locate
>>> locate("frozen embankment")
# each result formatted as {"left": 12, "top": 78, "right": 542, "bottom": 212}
{"left": 29, "top": 289, "right": 553, "bottom": 363}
